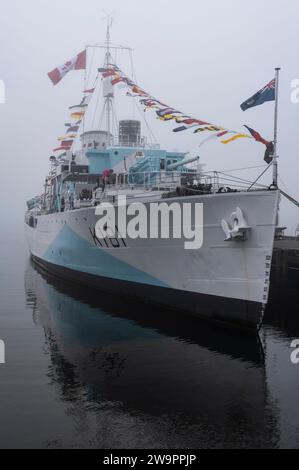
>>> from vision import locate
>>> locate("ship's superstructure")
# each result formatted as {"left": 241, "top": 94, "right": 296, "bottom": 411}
{"left": 25, "top": 21, "right": 281, "bottom": 330}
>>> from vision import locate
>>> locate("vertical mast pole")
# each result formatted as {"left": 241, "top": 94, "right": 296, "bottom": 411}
{"left": 272, "top": 67, "right": 281, "bottom": 187}
{"left": 105, "top": 15, "right": 112, "bottom": 146}
{"left": 82, "top": 46, "right": 88, "bottom": 136}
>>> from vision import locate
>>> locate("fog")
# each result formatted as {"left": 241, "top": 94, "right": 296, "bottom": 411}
{"left": 0, "top": 0, "right": 298, "bottom": 232}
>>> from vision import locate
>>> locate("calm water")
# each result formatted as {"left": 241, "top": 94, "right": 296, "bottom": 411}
{"left": 0, "top": 227, "right": 299, "bottom": 449}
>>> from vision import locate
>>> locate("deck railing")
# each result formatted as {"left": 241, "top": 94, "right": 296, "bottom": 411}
{"left": 28, "top": 168, "right": 271, "bottom": 214}
{"left": 102, "top": 170, "right": 266, "bottom": 193}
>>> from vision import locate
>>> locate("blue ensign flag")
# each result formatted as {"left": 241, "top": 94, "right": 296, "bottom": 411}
{"left": 241, "top": 78, "right": 276, "bottom": 111}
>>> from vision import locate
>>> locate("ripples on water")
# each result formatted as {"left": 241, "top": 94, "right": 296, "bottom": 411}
{"left": 0, "top": 233, "right": 298, "bottom": 449}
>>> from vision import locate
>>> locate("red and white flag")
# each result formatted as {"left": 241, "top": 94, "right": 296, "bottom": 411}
{"left": 48, "top": 50, "right": 86, "bottom": 85}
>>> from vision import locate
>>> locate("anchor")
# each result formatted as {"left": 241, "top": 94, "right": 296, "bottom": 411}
{"left": 221, "top": 207, "right": 251, "bottom": 241}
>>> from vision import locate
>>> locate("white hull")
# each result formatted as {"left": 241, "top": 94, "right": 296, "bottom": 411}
{"left": 25, "top": 190, "right": 280, "bottom": 328}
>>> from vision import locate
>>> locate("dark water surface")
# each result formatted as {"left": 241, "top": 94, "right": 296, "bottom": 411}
{"left": 0, "top": 227, "right": 299, "bottom": 449}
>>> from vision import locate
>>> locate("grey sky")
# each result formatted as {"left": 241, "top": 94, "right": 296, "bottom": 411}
{"left": 0, "top": 0, "right": 298, "bottom": 232}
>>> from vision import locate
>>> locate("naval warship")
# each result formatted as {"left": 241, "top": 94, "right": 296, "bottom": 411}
{"left": 25, "top": 23, "right": 281, "bottom": 329}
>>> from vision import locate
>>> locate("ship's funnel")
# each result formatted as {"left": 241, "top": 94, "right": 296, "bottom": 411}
{"left": 119, "top": 120, "right": 141, "bottom": 147}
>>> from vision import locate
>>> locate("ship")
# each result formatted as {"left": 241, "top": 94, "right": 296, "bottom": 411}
{"left": 25, "top": 21, "right": 281, "bottom": 330}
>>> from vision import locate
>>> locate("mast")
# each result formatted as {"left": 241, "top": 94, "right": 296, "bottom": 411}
{"left": 104, "top": 14, "right": 113, "bottom": 146}
{"left": 272, "top": 67, "right": 281, "bottom": 187}
{"left": 85, "top": 17, "right": 133, "bottom": 144}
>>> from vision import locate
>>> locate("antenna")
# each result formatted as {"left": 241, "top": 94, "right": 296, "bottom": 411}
{"left": 102, "top": 10, "right": 115, "bottom": 65}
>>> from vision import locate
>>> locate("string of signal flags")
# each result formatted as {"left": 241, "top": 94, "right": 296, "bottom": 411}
{"left": 48, "top": 49, "right": 276, "bottom": 163}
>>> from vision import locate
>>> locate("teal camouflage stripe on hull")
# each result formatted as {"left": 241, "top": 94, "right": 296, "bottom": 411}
{"left": 44, "top": 224, "right": 169, "bottom": 288}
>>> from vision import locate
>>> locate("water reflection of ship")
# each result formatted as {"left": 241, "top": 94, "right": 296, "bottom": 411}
{"left": 25, "top": 260, "right": 279, "bottom": 448}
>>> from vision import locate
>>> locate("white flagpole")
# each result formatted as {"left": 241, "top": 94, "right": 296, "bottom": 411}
{"left": 272, "top": 67, "right": 281, "bottom": 187}
{"left": 83, "top": 46, "right": 88, "bottom": 136}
